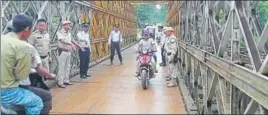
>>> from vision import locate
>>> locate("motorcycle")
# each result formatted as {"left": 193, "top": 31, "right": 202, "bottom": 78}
{"left": 137, "top": 49, "right": 155, "bottom": 90}
{"left": 1, "top": 73, "right": 50, "bottom": 115}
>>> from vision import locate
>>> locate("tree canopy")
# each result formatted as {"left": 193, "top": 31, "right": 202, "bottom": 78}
{"left": 136, "top": 4, "right": 167, "bottom": 27}
{"left": 257, "top": 1, "right": 268, "bottom": 28}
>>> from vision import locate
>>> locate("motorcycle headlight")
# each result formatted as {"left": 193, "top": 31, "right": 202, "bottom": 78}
{"left": 142, "top": 50, "right": 147, "bottom": 54}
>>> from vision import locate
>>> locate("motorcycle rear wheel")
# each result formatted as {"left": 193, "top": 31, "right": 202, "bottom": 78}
{"left": 141, "top": 69, "right": 148, "bottom": 89}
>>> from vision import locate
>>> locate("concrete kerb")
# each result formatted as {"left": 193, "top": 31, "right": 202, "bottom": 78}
{"left": 46, "top": 41, "right": 138, "bottom": 88}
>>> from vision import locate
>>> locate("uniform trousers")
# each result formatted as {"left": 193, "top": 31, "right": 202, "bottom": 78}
{"left": 79, "top": 48, "right": 90, "bottom": 75}
{"left": 167, "top": 54, "right": 178, "bottom": 79}
{"left": 41, "top": 56, "right": 50, "bottom": 73}
{"left": 110, "top": 41, "right": 122, "bottom": 62}
{"left": 57, "top": 51, "right": 71, "bottom": 85}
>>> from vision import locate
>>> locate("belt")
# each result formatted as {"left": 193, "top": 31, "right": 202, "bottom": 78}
{"left": 112, "top": 41, "right": 120, "bottom": 43}
{"left": 40, "top": 55, "right": 48, "bottom": 59}
{"left": 19, "top": 85, "right": 30, "bottom": 89}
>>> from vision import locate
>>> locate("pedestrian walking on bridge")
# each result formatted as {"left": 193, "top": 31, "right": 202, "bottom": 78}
{"left": 108, "top": 24, "right": 123, "bottom": 65}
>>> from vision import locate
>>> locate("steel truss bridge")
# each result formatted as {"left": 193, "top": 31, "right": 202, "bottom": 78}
{"left": 1, "top": 0, "right": 268, "bottom": 114}
{"left": 167, "top": 1, "right": 268, "bottom": 114}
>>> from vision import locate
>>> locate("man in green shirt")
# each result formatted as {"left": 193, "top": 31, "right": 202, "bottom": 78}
{"left": 1, "top": 14, "right": 43, "bottom": 114}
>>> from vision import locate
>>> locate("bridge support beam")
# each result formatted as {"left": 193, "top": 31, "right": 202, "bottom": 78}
{"left": 168, "top": 1, "right": 268, "bottom": 114}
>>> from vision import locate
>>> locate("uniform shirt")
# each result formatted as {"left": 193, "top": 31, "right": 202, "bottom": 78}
{"left": 108, "top": 30, "right": 123, "bottom": 44}
{"left": 138, "top": 38, "right": 155, "bottom": 51}
{"left": 1, "top": 32, "right": 31, "bottom": 88}
{"left": 57, "top": 29, "right": 72, "bottom": 51}
{"left": 77, "top": 30, "right": 91, "bottom": 50}
{"left": 27, "top": 30, "right": 50, "bottom": 56}
{"left": 20, "top": 43, "right": 42, "bottom": 86}
{"left": 158, "top": 32, "right": 166, "bottom": 47}
{"left": 165, "top": 35, "right": 178, "bottom": 55}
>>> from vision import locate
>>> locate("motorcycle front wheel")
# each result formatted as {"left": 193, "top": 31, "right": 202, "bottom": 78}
{"left": 141, "top": 69, "right": 148, "bottom": 89}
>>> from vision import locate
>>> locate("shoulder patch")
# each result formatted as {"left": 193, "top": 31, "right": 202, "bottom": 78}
{"left": 170, "top": 39, "right": 176, "bottom": 43}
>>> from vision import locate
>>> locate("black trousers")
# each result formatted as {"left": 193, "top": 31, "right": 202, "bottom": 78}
{"left": 79, "top": 48, "right": 90, "bottom": 75}
{"left": 19, "top": 85, "right": 52, "bottom": 115}
{"left": 110, "top": 41, "right": 122, "bottom": 62}
{"left": 161, "top": 47, "right": 166, "bottom": 65}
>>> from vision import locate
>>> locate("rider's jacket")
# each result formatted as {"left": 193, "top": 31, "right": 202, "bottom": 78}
{"left": 138, "top": 38, "right": 155, "bottom": 51}
{"left": 1, "top": 32, "right": 31, "bottom": 88}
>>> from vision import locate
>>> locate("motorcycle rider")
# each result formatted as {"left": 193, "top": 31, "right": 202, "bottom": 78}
{"left": 136, "top": 30, "right": 158, "bottom": 77}
{"left": 164, "top": 27, "right": 179, "bottom": 87}
{"left": 1, "top": 14, "right": 43, "bottom": 114}
{"left": 19, "top": 42, "right": 55, "bottom": 115}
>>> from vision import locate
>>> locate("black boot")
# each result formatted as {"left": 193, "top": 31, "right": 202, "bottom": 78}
{"left": 80, "top": 74, "right": 86, "bottom": 79}
{"left": 85, "top": 74, "right": 91, "bottom": 77}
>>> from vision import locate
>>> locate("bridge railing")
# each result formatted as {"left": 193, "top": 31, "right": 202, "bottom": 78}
{"left": 1, "top": 1, "right": 137, "bottom": 78}
{"left": 167, "top": 1, "right": 268, "bottom": 114}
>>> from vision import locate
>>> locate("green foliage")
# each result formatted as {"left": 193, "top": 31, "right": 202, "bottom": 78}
{"left": 257, "top": 1, "right": 268, "bottom": 28}
{"left": 218, "top": 9, "right": 225, "bottom": 25}
{"left": 136, "top": 5, "right": 167, "bottom": 26}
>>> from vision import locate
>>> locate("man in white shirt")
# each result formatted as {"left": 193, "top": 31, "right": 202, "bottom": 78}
{"left": 108, "top": 24, "right": 123, "bottom": 65}
{"left": 77, "top": 23, "right": 91, "bottom": 79}
{"left": 19, "top": 43, "right": 56, "bottom": 114}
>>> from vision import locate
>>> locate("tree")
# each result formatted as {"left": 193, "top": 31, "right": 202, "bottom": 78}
{"left": 136, "top": 4, "right": 167, "bottom": 27}
{"left": 257, "top": 1, "right": 268, "bottom": 28}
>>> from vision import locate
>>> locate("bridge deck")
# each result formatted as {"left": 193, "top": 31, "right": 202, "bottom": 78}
{"left": 50, "top": 44, "right": 186, "bottom": 114}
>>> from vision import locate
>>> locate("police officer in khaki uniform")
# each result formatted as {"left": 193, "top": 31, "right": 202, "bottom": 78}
{"left": 56, "top": 20, "right": 84, "bottom": 88}
{"left": 28, "top": 19, "right": 50, "bottom": 73}
{"left": 164, "top": 27, "right": 179, "bottom": 87}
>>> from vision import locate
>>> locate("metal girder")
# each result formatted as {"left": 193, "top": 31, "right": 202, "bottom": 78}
{"left": 217, "top": 6, "right": 234, "bottom": 57}
{"left": 179, "top": 41, "right": 268, "bottom": 110}
{"left": 257, "top": 22, "right": 268, "bottom": 54}
{"left": 169, "top": 1, "right": 268, "bottom": 114}
{"left": 235, "top": 1, "right": 262, "bottom": 71}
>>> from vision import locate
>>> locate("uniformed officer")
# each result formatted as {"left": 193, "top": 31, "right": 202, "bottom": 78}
{"left": 77, "top": 23, "right": 91, "bottom": 79}
{"left": 160, "top": 27, "right": 168, "bottom": 66}
{"left": 28, "top": 19, "right": 51, "bottom": 73}
{"left": 56, "top": 20, "right": 84, "bottom": 88}
{"left": 164, "top": 27, "right": 179, "bottom": 87}
{"left": 1, "top": 14, "right": 43, "bottom": 114}
{"left": 108, "top": 24, "right": 123, "bottom": 65}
